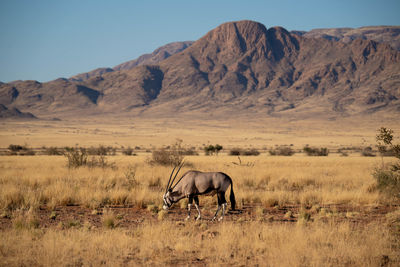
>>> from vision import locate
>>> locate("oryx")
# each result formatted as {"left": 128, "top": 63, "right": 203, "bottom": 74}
{"left": 162, "top": 162, "right": 236, "bottom": 221}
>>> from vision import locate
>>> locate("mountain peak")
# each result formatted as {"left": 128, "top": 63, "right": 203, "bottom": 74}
{"left": 201, "top": 20, "right": 268, "bottom": 52}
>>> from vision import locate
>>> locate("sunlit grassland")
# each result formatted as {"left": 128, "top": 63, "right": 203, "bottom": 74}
{"left": 1, "top": 220, "right": 398, "bottom": 266}
{"left": 0, "top": 155, "right": 387, "bottom": 212}
{"left": 1, "top": 154, "right": 399, "bottom": 266}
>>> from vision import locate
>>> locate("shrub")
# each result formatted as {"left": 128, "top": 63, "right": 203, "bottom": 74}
{"left": 8, "top": 144, "right": 24, "bottom": 152}
{"left": 229, "top": 148, "right": 241, "bottom": 156}
{"left": 303, "top": 146, "right": 329, "bottom": 156}
{"left": 87, "top": 145, "right": 110, "bottom": 156}
{"left": 87, "top": 155, "right": 116, "bottom": 169}
{"left": 149, "top": 140, "right": 192, "bottom": 166}
{"left": 361, "top": 147, "right": 376, "bottom": 157}
{"left": 64, "top": 147, "right": 88, "bottom": 168}
{"left": 373, "top": 169, "right": 400, "bottom": 198}
{"left": 122, "top": 146, "right": 135, "bottom": 156}
{"left": 204, "top": 144, "right": 223, "bottom": 155}
{"left": 8, "top": 144, "right": 35, "bottom": 155}
{"left": 373, "top": 127, "right": 400, "bottom": 199}
{"left": 229, "top": 148, "right": 260, "bottom": 156}
{"left": 269, "top": 146, "right": 295, "bottom": 156}
{"left": 44, "top": 146, "right": 63, "bottom": 155}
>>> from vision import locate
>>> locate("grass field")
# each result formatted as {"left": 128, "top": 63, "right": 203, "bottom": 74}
{"left": 1, "top": 153, "right": 399, "bottom": 266}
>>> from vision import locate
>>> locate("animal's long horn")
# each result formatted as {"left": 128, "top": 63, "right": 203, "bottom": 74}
{"left": 165, "top": 165, "right": 177, "bottom": 193}
{"left": 169, "top": 161, "right": 185, "bottom": 190}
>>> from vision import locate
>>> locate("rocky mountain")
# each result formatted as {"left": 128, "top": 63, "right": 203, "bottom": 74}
{"left": 292, "top": 26, "right": 400, "bottom": 51}
{"left": 1, "top": 20, "right": 399, "bottom": 120}
{"left": 69, "top": 41, "right": 193, "bottom": 82}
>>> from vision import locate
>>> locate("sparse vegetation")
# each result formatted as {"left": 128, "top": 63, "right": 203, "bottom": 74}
{"left": 362, "top": 146, "right": 376, "bottom": 157}
{"left": 64, "top": 147, "right": 115, "bottom": 169}
{"left": 122, "top": 146, "right": 135, "bottom": 156}
{"left": 7, "top": 144, "right": 35, "bottom": 156}
{"left": 204, "top": 144, "right": 223, "bottom": 155}
{"left": 149, "top": 139, "right": 197, "bottom": 166}
{"left": 269, "top": 146, "right": 295, "bottom": 156}
{"left": 64, "top": 147, "right": 88, "bottom": 168}
{"left": 229, "top": 148, "right": 260, "bottom": 156}
{"left": 303, "top": 146, "right": 329, "bottom": 156}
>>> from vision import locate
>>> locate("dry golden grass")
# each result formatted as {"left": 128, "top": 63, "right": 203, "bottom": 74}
{"left": 1, "top": 220, "right": 398, "bottom": 266}
{"left": 1, "top": 153, "right": 399, "bottom": 265}
{"left": 0, "top": 155, "right": 389, "bottom": 212}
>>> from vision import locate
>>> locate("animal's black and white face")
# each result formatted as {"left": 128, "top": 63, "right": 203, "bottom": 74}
{"left": 163, "top": 191, "right": 173, "bottom": 210}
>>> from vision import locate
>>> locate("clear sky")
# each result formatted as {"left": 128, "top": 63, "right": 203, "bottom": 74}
{"left": 0, "top": 0, "right": 399, "bottom": 83}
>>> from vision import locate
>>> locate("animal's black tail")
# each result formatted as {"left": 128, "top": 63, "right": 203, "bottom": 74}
{"left": 229, "top": 178, "right": 236, "bottom": 210}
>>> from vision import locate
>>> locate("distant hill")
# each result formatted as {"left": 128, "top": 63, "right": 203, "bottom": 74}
{"left": 69, "top": 41, "right": 194, "bottom": 82}
{"left": 292, "top": 26, "right": 400, "bottom": 50}
{"left": 0, "top": 104, "right": 37, "bottom": 119}
{"left": 1, "top": 21, "right": 399, "bottom": 120}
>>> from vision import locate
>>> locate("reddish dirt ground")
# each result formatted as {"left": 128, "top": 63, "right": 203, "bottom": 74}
{"left": 1, "top": 203, "right": 399, "bottom": 230}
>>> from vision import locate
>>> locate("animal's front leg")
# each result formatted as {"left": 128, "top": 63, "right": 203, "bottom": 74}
{"left": 186, "top": 196, "right": 194, "bottom": 221}
{"left": 212, "top": 205, "right": 221, "bottom": 221}
{"left": 194, "top": 196, "right": 201, "bottom": 220}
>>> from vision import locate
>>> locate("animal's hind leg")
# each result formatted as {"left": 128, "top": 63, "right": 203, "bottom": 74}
{"left": 194, "top": 196, "right": 201, "bottom": 220}
{"left": 186, "top": 196, "right": 194, "bottom": 221}
{"left": 212, "top": 193, "right": 223, "bottom": 221}
{"left": 218, "top": 193, "right": 227, "bottom": 221}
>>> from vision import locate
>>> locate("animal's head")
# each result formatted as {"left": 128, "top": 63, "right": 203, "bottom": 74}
{"left": 163, "top": 162, "right": 184, "bottom": 210}
{"left": 162, "top": 189, "right": 173, "bottom": 210}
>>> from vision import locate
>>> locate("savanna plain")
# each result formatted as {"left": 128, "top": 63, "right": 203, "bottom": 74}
{"left": 0, "top": 118, "right": 400, "bottom": 266}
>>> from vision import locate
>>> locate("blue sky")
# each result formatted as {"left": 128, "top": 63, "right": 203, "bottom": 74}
{"left": 0, "top": 0, "right": 399, "bottom": 83}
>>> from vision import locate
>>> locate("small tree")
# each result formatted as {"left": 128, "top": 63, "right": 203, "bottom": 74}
{"left": 204, "top": 144, "right": 223, "bottom": 155}
{"left": 215, "top": 144, "right": 223, "bottom": 155}
{"left": 373, "top": 127, "right": 400, "bottom": 199}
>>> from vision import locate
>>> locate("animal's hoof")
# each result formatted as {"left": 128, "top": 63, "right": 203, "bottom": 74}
{"left": 185, "top": 216, "right": 190, "bottom": 221}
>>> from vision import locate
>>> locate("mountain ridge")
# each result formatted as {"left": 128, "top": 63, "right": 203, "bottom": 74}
{"left": 1, "top": 20, "right": 399, "bottom": 120}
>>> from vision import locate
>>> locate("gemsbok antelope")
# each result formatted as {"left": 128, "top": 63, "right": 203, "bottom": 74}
{"left": 162, "top": 162, "right": 236, "bottom": 221}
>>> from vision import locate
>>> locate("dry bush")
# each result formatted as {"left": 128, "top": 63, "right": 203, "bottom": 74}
{"left": 362, "top": 147, "right": 376, "bottom": 157}
{"left": 7, "top": 144, "right": 35, "bottom": 156}
{"left": 229, "top": 148, "right": 260, "bottom": 156}
{"left": 303, "top": 146, "right": 329, "bottom": 156}
{"left": 43, "top": 146, "right": 63, "bottom": 155}
{"left": 269, "top": 146, "right": 295, "bottom": 156}
{"left": 64, "top": 147, "right": 88, "bottom": 168}
{"left": 122, "top": 146, "right": 135, "bottom": 156}
{"left": 149, "top": 140, "right": 195, "bottom": 166}
{"left": 64, "top": 147, "right": 115, "bottom": 169}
